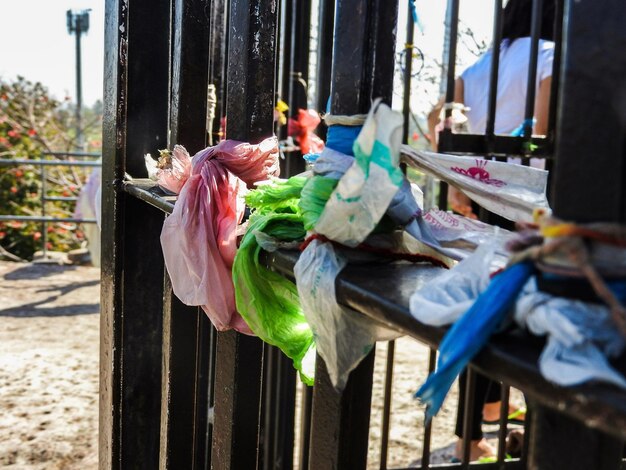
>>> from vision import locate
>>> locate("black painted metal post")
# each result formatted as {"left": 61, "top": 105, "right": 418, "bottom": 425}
{"left": 211, "top": 0, "right": 278, "bottom": 468}
{"left": 208, "top": 0, "right": 228, "bottom": 144}
{"left": 314, "top": 0, "right": 335, "bottom": 140}
{"left": 100, "top": 0, "right": 170, "bottom": 468}
{"left": 308, "top": 0, "right": 399, "bottom": 468}
{"left": 402, "top": 3, "right": 415, "bottom": 144}
{"left": 532, "top": 0, "right": 626, "bottom": 468}
{"left": 159, "top": 1, "right": 213, "bottom": 468}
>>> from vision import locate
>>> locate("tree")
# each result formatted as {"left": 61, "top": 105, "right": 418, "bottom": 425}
{"left": 0, "top": 76, "right": 102, "bottom": 260}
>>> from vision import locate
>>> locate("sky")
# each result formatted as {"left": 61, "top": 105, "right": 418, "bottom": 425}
{"left": 0, "top": 0, "right": 105, "bottom": 106}
{"left": 0, "top": 0, "right": 493, "bottom": 111}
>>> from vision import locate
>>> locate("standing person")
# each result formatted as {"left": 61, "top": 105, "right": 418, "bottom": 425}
{"left": 427, "top": 0, "right": 556, "bottom": 461}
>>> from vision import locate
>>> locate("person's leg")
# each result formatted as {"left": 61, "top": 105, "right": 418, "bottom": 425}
{"left": 454, "top": 370, "right": 496, "bottom": 460}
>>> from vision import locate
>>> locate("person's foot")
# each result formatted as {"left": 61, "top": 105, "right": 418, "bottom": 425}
{"left": 454, "top": 437, "right": 496, "bottom": 462}
{"left": 483, "top": 401, "right": 526, "bottom": 424}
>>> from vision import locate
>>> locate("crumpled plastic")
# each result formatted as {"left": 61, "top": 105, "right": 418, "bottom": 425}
{"left": 408, "top": 208, "right": 512, "bottom": 261}
{"left": 514, "top": 278, "right": 626, "bottom": 389}
{"left": 410, "top": 242, "right": 505, "bottom": 326}
{"left": 401, "top": 147, "right": 550, "bottom": 222}
{"left": 314, "top": 100, "right": 405, "bottom": 246}
{"left": 294, "top": 239, "right": 399, "bottom": 390}
{"left": 160, "top": 138, "right": 279, "bottom": 334}
{"left": 287, "top": 108, "right": 325, "bottom": 155}
{"left": 145, "top": 145, "right": 193, "bottom": 194}
{"left": 232, "top": 179, "right": 316, "bottom": 383}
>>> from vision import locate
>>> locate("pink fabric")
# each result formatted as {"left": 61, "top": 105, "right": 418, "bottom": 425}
{"left": 155, "top": 145, "right": 193, "bottom": 194}
{"left": 161, "top": 137, "right": 280, "bottom": 334}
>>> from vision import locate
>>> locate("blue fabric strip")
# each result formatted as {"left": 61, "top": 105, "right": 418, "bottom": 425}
{"left": 325, "top": 125, "right": 362, "bottom": 156}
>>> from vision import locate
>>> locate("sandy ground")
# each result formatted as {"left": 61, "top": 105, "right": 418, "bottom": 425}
{"left": 0, "top": 260, "right": 520, "bottom": 469}
{"left": 0, "top": 261, "right": 100, "bottom": 470}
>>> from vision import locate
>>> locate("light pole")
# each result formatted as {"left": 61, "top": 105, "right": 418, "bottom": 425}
{"left": 67, "top": 9, "right": 90, "bottom": 150}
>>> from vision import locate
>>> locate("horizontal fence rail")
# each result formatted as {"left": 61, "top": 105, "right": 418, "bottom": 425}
{"left": 0, "top": 153, "right": 101, "bottom": 259}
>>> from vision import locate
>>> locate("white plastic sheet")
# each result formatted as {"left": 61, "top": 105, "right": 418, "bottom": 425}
{"left": 294, "top": 239, "right": 399, "bottom": 390}
{"left": 514, "top": 278, "right": 626, "bottom": 389}
{"left": 401, "top": 147, "right": 550, "bottom": 222}
{"left": 410, "top": 242, "right": 504, "bottom": 326}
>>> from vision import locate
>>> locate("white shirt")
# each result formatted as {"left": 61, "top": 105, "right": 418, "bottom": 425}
{"left": 461, "top": 38, "right": 555, "bottom": 135}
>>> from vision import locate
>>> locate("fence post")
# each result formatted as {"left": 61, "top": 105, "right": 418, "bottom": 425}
{"left": 158, "top": 0, "right": 214, "bottom": 468}
{"left": 100, "top": 0, "right": 170, "bottom": 467}
{"left": 530, "top": 0, "right": 626, "bottom": 468}
{"left": 210, "top": 0, "right": 279, "bottom": 468}
{"left": 307, "top": 0, "right": 399, "bottom": 468}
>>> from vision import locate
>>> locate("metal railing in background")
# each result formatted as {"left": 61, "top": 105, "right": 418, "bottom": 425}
{"left": 0, "top": 151, "right": 100, "bottom": 259}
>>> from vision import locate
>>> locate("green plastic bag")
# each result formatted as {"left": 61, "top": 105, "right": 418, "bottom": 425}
{"left": 233, "top": 178, "right": 316, "bottom": 384}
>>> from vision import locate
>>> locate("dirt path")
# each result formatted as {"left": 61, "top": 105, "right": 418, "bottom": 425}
{"left": 0, "top": 261, "right": 100, "bottom": 470}
{"left": 0, "top": 260, "right": 518, "bottom": 469}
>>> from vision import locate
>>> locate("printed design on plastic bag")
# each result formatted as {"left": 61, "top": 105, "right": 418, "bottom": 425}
{"left": 450, "top": 159, "right": 506, "bottom": 187}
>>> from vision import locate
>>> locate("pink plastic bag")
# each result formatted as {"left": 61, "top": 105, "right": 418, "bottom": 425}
{"left": 160, "top": 137, "right": 280, "bottom": 334}
{"left": 144, "top": 145, "right": 193, "bottom": 194}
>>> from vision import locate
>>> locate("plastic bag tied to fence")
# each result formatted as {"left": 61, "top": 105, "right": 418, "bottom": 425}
{"left": 294, "top": 101, "right": 413, "bottom": 389}
{"left": 294, "top": 239, "right": 398, "bottom": 390}
{"left": 160, "top": 137, "right": 279, "bottom": 334}
{"left": 145, "top": 144, "right": 193, "bottom": 195}
{"left": 401, "top": 147, "right": 550, "bottom": 223}
{"left": 413, "top": 214, "right": 626, "bottom": 419}
{"left": 314, "top": 100, "right": 405, "bottom": 247}
{"left": 232, "top": 177, "right": 316, "bottom": 383}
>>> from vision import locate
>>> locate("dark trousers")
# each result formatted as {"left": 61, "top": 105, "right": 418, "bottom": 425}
{"left": 455, "top": 369, "right": 501, "bottom": 440}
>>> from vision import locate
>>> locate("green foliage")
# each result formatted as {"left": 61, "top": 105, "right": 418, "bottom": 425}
{"left": 0, "top": 77, "right": 100, "bottom": 260}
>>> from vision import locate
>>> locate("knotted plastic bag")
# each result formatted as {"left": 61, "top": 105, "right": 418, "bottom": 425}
{"left": 160, "top": 138, "right": 279, "bottom": 334}
{"left": 232, "top": 178, "right": 316, "bottom": 383}
{"left": 401, "top": 147, "right": 550, "bottom": 222}
{"left": 313, "top": 100, "right": 404, "bottom": 246}
{"left": 145, "top": 145, "right": 192, "bottom": 194}
{"left": 294, "top": 239, "right": 398, "bottom": 390}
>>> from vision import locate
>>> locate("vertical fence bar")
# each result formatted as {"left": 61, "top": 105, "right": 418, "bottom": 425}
{"left": 314, "top": 0, "right": 335, "bottom": 140}
{"left": 208, "top": 0, "right": 228, "bottom": 144}
{"left": 308, "top": 1, "right": 399, "bottom": 468}
{"left": 496, "top": 384, "right": 510, "bottom": 463}
{"left": 485, "top": 0, "right": 503, "bottom": 143}
{"left": 211, "top": 1, "right": 278, "bottom": 468}
{"left": 443, "top": 0, "right": 460, "bottom": 120}
{"left": 379, "top": 341, "right": 396, "bottom": 470}
{"left": 522, "top": 0, "right": 543, "bottom": 138}
{"left": 420, "top": 348, "right": 437, "bottom": 470}
{"left": 298, "top": 386, "right": 313, "bottom": 470}
{"left": 531, "top": 0, "right": 626, "bottom": 467}
{"left": 547, "top": 0, "right": 563, "bottom": 145}
{"left": 159, "top": 0, "right": 213, "bottom": 468}
{"left": 402, "top": 4, "right": 415, "bottom": 144}
{"left": 437, "top": 0, "right": 460, "bottom": 209}
{"left": 101, "top": 0, "right": 170, "bottom": 468}
{"left": 460, "top": 368, "right": 477, "bottom": 468}
{"left": 41, "top": 163, "right": 47, "bottom": 259}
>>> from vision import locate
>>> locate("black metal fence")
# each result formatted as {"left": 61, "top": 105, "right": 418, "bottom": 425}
{"left": 0, "top": 151, "right": 100, "bottom": 259}
{"left": 100, "top": 0, "right": 626, "bottom": 469}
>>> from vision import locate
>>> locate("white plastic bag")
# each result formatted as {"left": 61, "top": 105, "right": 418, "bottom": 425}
{"left": 410, "top": 242, "right": 504, "bottom": 326}
{"left": 401, "top": 147, "right": 550, "bottom": 222}
{"left": 294, "top": 239, "right": 399, "bottom": 390}
{"left": 314, "top": 100, "right": 404, "bottom": 246}
{"left": 514, "top": 278, "right": 626, "bottom": 389}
